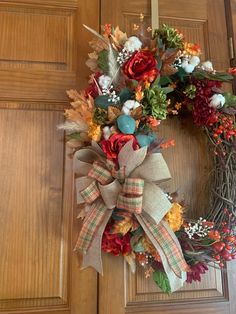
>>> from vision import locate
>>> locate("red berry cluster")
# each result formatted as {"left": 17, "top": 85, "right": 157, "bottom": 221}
{"left": 210, "top": 223, "right": 236, "bottom": 268}
{"left": 211, "top": 114, "right": 236, "bottom": 144}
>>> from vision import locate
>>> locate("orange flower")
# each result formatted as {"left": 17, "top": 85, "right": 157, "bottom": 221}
{"left": 160, "top": 139, "right": 175, "bottom": 149}
{"left": 147, "top": 116, "right": 160, "bottom": 130}
{"left": 135, "top": 85, "right": 144, "bottom": 102}
{"left": 208, "top": 230, "right": 221, "bottom": 241}
{"left": 103, "top": 24, "right": 112, "bottom": 37}
{"left": 184, "top": 42, "right": 201, "bottom": 56}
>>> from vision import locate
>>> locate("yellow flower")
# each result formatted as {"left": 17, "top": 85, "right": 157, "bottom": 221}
{"left": 88, "top": 122, "right": 102, "bottom": 142}
{"left": 165, "top": 202, "right": 184, "bottom": 232}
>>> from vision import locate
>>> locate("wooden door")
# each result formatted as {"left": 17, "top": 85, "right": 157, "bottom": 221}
{"left": 0, "top": 1, "right": 98, "bottom": 313}
{"left": 100, "top": 1, "right": 236, "bottom": 313}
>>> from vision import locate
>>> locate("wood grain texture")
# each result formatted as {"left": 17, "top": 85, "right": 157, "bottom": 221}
{"left": 0, "top": 3, "right": 76, "bottom": 71}
{"left": 229, "top": 0, "right": 236, "bottom": 65}
{"left": 0, "top": 0, "right": 78, "bottom": 9}
{"left": 0, "top": 69, "right": 76, "bottom": 102}
{"left": 0, "top": 109, "right": 67, "bottom": 308}
{"left": 0, "top": 0, "right": 100, "bottom": 313}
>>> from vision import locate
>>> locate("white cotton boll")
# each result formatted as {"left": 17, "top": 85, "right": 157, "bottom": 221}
{"left": 183, "top": 64, "right": 195, "bottom": 73}
{"left": 132, "top": 101, "right": 141, "bottom": 109}
{"left": 124, "top": 100, "right": 140, "bottom": 110}
{"left": 121, "top": 106, "right": 131, "bottom": 115}
{"left": 103, "top": 126, "right": 112, "bottom": 140}
{"left": 201, "top": 61, "right": 214, "bottom": 72}
{"left": 189, "top": 56, "right": 200, "bottom": 67}
{"left": 98, "top": 75, "right": 112, "bottom": 89}
{"left": 209, "top": 94, "right": 225, "bottom": 108}
{"left": 124, "top": 36, "right": 142, "bottom": 52}
{"left": 181, "top": 59, "right": 189, "bottom": 68}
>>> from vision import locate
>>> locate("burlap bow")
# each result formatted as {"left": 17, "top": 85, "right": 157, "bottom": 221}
{"left": 73, "top": 141, "right": 188, "bottom": 292}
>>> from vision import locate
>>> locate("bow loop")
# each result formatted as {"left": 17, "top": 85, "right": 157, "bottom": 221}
{"left": 122, "top": 178, "right": 144, "bottom": 196}
{"left": 88, "top": 161, "right": 113, "bottom": 185}
{"left": 80, "top": 181, "right": 100, "bottom": 204}
{"left": 116, "top": 178, "right": 145, "bottom": 214}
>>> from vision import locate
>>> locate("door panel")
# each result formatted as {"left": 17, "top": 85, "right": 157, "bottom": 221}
{"left": 100, "top": 1, "right": 236, "bottom": 313}
{"left": 0, "top": 1, "right": 98, "bottom": 313}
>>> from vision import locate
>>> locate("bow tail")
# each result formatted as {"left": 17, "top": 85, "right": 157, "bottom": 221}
{"left": 81, "top": 210, "right": 112, "bottom": 275}
{"left": 135, "top": 213, "right": 188, "bottom": 292}
{"left": 74, "top": 199, "right": 113, "bottom": 274}
{"left": 74, "top": 199, "right": 107, "bottom": 253}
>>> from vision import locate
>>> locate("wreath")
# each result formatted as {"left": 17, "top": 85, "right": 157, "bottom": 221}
{"left": 59, "top": 21, "right": 236, "bottom": 294}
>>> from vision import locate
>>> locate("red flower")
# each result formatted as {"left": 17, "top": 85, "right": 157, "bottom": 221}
{"left": 192, "top": 79, "right": 222, "bottom": 126}
{"left": 101, "top": 133, "right": 139, "bottom": 163}
{"left": 186, "top": 262, "right": 208, "bottom": 283}
{"left": 84, "top": 72, "right": 101, "bottom": 99}
{"left": 102, "top": 224, "right": 132, "bottom": 256}
{"left": 228, "top": 67, "right": 236, "bottom": 75}
{"left": 123, "top": 50, "right": 159, "bottom": 82}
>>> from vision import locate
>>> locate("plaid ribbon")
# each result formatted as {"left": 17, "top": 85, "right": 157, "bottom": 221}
{"left": 141, "top": 212, "right": 189, "bottom": 277}
{"left": 75, "top": 151, "right": 187, "bottom": 286}
{"left": 75, "top": 199, "right": 107, "bottom": 252}
{"left": 117, "top": 178, "right": 144, "bottom": 214}
{"left": 80, "top": 181, "right": 100, "bottom": 204}
{"left": 88, "top": 161, "right": 113, "bottom": 185}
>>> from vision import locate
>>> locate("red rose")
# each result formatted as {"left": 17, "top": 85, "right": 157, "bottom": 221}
{"left": 102, "top": 224, "right": 132, "bottom": 256}
{"left": 101, "top": 133, "right": 139, "bottom": 163}
{"left": 123, "top": 50, "right": 159, "bottom": 82}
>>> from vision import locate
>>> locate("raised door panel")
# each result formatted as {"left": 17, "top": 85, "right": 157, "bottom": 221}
{"left": 100, "top": 1, "right": 235, "bottom": 314}
{"left": 0, "top": 1, "right": 99, "bottom": 313}
{"left": 0, "top": 108, "right": 70, "bottom": 310}
{"left": 0, "top": 1, "right": 77, "bottom": 101}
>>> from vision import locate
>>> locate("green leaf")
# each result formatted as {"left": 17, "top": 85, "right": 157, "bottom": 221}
{"left": 67, "top": 132, "right": 82, "bottom": 140}
{"left": 131, "top": 238, "right": 144, "bottom": 253}
{"left": 161, "top": 86, "right": 174, "bottom": 94}
{"left": 94, "top": 95, "right": 110, "bottom": 109}
{"left": 193, "top": 70, "right": 233, "bottom": 82}
{"left": 97, "top": 49, "right": 109, "bottom": 73}
{"left": 131, "top": 226, "right": 143, "bottom": 237}
{"left": 119, "top": 88, "right": 134, "bottom": 103}
{"left": 176, "top": 67, "right": 188, "bottom": 82}
{"left": 152, "top": 76, "right": 160, "bottom": 87}
{"left": 153, "top": 270, "right": 171, "bottom": 294}
{"left": 223, "top": 92, "right": 236, "bottom": 107}
{"left": 112, "top": 213, "right": 125, "bottom": 221}
{"left": 159, "top": 75, "right": 172, "bottom": 86}
{"left": 130, "top": 80, "right": 138, "bottom": 88}
{"left": 93, "top": 107, "right": 107, "bottom": 125}
{"left": 156, "top": 57, "right": 163, "bottom": 70}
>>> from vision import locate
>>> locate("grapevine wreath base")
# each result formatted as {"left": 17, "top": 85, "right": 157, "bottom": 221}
{"left": 59, "top": 21, "right": 236, "bottom": 293}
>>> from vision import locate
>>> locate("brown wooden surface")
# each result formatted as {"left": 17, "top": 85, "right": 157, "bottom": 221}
{"left": 0, "top": 1, "right": 99, "bottom": 313}
{"left": 100, "top": 1, "right": 236, "bottom": 314}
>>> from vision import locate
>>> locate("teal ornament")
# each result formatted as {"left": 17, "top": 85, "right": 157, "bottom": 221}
{"left": 136, "top": 133, "right": 156, "bottom": 147}
{"left": 117, "top": 115, "right": 136, "bottom": 134}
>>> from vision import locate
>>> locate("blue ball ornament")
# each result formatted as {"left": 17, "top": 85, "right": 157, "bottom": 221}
{"left": 117, "top": 115, "right": 136, "bottom": 134}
